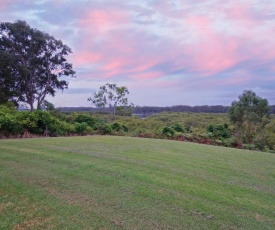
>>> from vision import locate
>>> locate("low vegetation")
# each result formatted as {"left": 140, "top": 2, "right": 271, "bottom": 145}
{"left": 1, "top": 136, "right": 274, "bottom": 229}
{"left": 1, "top": 103, "right": 275, "bottom": 152}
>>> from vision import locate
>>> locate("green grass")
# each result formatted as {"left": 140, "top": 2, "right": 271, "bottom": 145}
{"left": 0, "top": 136, "right": 274, "bottom": 229}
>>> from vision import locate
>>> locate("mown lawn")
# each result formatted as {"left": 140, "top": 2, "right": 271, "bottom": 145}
{"left": 0, "top": 136, "right": 274, "bottom": 229}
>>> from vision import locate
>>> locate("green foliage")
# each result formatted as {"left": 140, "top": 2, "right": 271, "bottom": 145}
{"left": 0, "top": 103, "right": 274, "bottom": 152}
{"left": 111, "top": 122, "right": 128, "bottom": 132}
{"left": 184, "top": 124, "right": 192, "bottom": 132}
{"left": 74, "top": 122, "right": 89, "bottom": 135}
{"left": 171, "top": 123, "right": 184, "bottom": 132}
{"left": 88, "top": 83, "right": 133, "bottom": 115}
{"left": 47, "top": 118, "right": 74, "bottom": 136}
{"left": 116, "top": 104, "right": 135, "bottom": 116}
{"left": 228, "top": 90, "right": 269, "bottom": 124}
{"left": 93, "top": 118, "right": 106, "bottom": 131}
{"left": 0, "top": 106, "right": 26, "bottom": 136}
{"left": 264, "top": 119, "right": 275, "bottom": 150}
{"left": 41, "top": 100, "right": 55, "bottom": 111}
{"left": 228, "top": 90, "right": 269, "bottom": 143}
{"left": 102, "top": 124, "right": 112, "bottom": 135}
{"left": 73, "top": 113, "right": 97, "bottom": 127}
{"left": 0, "top": 20, "right": 75, "bottom": 110}
{"left": 0, "top": 112, "right": 23, "bottom": 137}
{"left": 161, "top": 126, "right": 175, "bottom": 138}
{"left": 89, "top": 118, "right": 112, "bottom": 134}
{"left": 19, "top": 110, "right": 52, "bottom": 134}
{"left": 207, "top": 123, "right": 231, "bottom": 139}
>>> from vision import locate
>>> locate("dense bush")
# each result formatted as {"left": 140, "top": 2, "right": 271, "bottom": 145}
{"left": 111, "top": 122, "right": 129, "bottom": 133}
{"left": 48, "top": 118, "right": 75, "bottom": 136}
{"left": 74, "top": 122, "right": 89, "bottom": 135}
{"left": 19, "top": 110, "right": 52, "bottom": 134}
{"left": 161, "top": 126, "right": 175, "bottom": 138}
{"left": 0, "top": 112, "right": 23, "bottom": 137}
{"left": 101, "top": 124, "right": 112, "bottom": 135}
{"left": 1, "top": 105, "right": 275, "bottom": 152}
{"left": 72, "top": 113, "right": 97, "bottom": 127}
{"left": 171, "top": 123, "right": 184, "bottom": 132}
{"left": 207, "top": 123, "right": 231, "bottom": 140}
{"left": 263, "top": 119, "right": 275, "bottom": 150}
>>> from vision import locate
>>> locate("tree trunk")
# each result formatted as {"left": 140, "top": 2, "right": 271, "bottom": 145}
{"left": 30, "top": 103, "right": 34, "bottom": 112}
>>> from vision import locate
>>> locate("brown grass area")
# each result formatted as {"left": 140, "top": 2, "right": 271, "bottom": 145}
{"left": 12, "top": 217, "right": 52, "bottom": 230}
{"left": 0, "top": 203, "right": 3, "bottom": 213}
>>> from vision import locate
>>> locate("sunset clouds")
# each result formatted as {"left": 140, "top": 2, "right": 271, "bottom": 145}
{"left": 1, "top": 0, "right": 275, "bottom": 106}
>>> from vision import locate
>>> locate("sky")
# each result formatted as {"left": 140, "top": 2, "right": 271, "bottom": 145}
{"left": 1, "top": 0, "right": 275, "bottom": 107}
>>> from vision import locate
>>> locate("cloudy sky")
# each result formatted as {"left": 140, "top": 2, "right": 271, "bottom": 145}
{"left": 1, "top": 0, "right": 275, "bottom": 107}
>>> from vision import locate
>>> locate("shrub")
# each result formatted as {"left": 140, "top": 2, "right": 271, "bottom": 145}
{"left": 171, "top": 123, "right": 184, "bottom": 132}
{"left": 184, "top": 124, "right": 192, "bottom": 133}
{"left": 223, "top": 137, "right": 243, "bottom": 148}
{"left": 74, "top": 122, "right": 89, "bottom": 135}
{"left": 263, "top": 120, "right": 275, "bottom": 150}
{"left": 207, "top": 123, "right": 231, "bottom": 139}
{"left": 93, "top": 118, "right": 107, "bottom": 131}
{"left": 101, "top": 124, "right": 112, "bottom": 135}
{"left": 161, "top": 126, "right": 175, "bottom": 138}
{"left": 48, "top": 118, "right": 75, "bottom": 136}
{"left": 73, "top": 113, "right": 97, "bottom": 127}
{"left": 0, "top": 112, "right": 23, "bottom": 137}
{"left": 19, "top": 110, "right": 52, "bottom": 134}
{"left": 111, "top": 122, "right": 129, "bottom": 132}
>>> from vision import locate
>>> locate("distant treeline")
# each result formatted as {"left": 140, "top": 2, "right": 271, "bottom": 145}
{"left": 59, "top": 105, "right": 275, "bottom": 114}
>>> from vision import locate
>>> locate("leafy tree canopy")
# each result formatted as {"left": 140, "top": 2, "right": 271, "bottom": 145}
{"left": 0, "top": 20, "right": 76, "bottom": 110}
{"left": 88, "top": 83, "right": 133, "bottom": 115}
{"left": 228, "top": 90, "right": 269, "bottom": 143}
{"left": 228, "top": 90, "right": 269, "bottom": 124}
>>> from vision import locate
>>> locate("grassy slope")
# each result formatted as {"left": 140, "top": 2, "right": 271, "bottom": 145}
{"left": 0, "top": 136, "right": 274, "bottom": 230}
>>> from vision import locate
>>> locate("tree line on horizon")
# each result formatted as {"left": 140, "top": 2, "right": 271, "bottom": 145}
{"left": 58, "top": 104, "right": 275, "bottom": 115}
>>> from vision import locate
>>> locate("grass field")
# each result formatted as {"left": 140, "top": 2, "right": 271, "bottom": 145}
{"left": 0, "top": 136, "right": 274, "bottom": 229}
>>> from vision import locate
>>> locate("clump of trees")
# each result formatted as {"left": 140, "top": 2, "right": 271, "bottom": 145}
{"left": 88, "top": 83, "right": 134, "bottom": 116}
{"left": 0, "top": 20, "right": 75, "bottom": 110}
{"left": 228, "top": 90, "right": 270, "bottom": 150}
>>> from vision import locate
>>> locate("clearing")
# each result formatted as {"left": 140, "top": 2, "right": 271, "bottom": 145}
{"left": 0, "top": 136, "right": 274, "bottom": 229}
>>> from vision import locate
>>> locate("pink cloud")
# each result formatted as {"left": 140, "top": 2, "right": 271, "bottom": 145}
{"left": 45, "top": 0, "right": 275, "bottom": 88}
{"left": 102, "top": 60, "right": 125, "bottom": 71}
{"left": 186, "top": 15, "right": 211, "bottom": 30}
{"left": 0, "top": 0, "right": 20, "bottom": 10}
{"left": 130, "top": 79, "right": 180, "bottom": 89}
{"left": 186, "top": 35, "right": 240, "bottom": 74}
{"left": 130, "top": 71, "right": 163, "bottom": 80}
{"left": 176, "top": 15, "right": 241, "bottom": 75}
{"left": 71, "top": 52, "right": 102, "bottom": 65}
{"left": 78, "top": 8, "right": 129, "bottom": 32}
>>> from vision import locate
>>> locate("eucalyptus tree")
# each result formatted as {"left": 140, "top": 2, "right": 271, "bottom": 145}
{"left": 88, "top": 83, "right": 133, "bottom": 115}
{"left": 228, "top": 90, "right": 269, "bottom": 143}
{"left": 0, "top": 20, "right": 75, "bottom": 110}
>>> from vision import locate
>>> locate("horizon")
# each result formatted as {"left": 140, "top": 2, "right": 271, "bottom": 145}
{"left": 57, "top": 104, "right": 275, "bottom": 108}
{"left": 1, "top": 0, "right": 275, "bottom": 107}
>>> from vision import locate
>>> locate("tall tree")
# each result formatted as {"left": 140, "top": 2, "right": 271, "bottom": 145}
{"left": 88, "top": 83, "right": 133, "bottom": 115}
{"left": 0, "top": 49, "right": 19, "bottom": 105}
{"left": 228, "top": 90, "right": 269, "bottom": 143}
{"left": 0, "top": 20, "right": 75, "bottom": 110}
